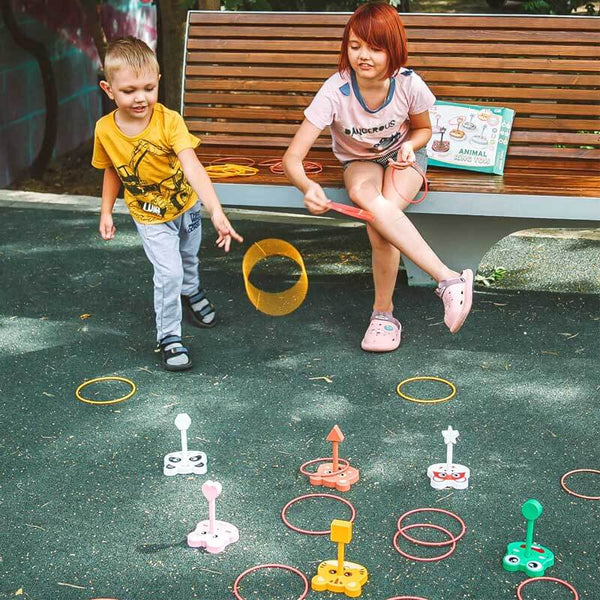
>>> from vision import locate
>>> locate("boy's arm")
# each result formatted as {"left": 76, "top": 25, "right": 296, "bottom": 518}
{"left": 99, "top": 167, "right": 121, "bottom": 240}
{"left": 178, "top": 148, "right": 243, "bottom": 252}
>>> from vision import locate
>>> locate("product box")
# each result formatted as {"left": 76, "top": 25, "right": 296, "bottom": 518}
{"left": 426, "top": 101, "right": 515, "bottom": 174}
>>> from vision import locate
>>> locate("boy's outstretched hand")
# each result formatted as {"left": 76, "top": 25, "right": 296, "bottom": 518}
{"left": 99, "top": 213, "right": 116, "bottom": 240}
{"left": 211, "top": 210, "right": 243, "bottom": 252}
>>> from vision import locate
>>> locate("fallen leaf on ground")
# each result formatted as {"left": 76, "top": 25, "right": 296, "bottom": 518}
{"left": 79, "top": 314, "right": 93, "bottom": 320}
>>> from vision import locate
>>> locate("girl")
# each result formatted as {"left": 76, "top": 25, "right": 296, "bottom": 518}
{"left": 282, "top": 1, "right": 473, "bottom": 352}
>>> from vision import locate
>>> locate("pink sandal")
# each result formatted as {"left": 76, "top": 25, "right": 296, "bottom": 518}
{"left": 435, "top": 269, "right": 473, "bottom": 334}
{"left": 361, "top": 311, "right": 402, "bottom": 352}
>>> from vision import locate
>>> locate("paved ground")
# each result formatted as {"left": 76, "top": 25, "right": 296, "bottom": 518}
{"left": 0, "top": 197, "right": 598, "bottom": 600}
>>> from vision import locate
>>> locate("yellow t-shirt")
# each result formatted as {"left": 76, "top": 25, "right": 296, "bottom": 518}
{"left": 92, "top": 103, "right": 201, "bottom": 224}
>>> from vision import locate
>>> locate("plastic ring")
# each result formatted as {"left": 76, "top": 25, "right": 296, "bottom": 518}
{"left": 391, "top": 161, "right": 429, "bottom": 205}
{"left": 281, "top": 493, "right": 356, "bottom": 535}
{"left": 242, "top": 239, "right": 308, "bottom": 316}
{"left": 396, "top": 376, "right": 456, "bottom": 405}
{"left": 516, "top": 576, "right": 579, "bottom": 600}
{"left": 75, "top": 376, "right": 136, "bottom": 406}
{"left": 386, "top": 597, "right": 430, "bottom": 600}
{"left": 397, "top": 508, "right": 466, "bottom": 546}
{"left": 299, "top": 457, "right": 350, "bottom": 477}
{"left": 209, "top": 157, "right": 256, "bottom": 166}
{"left": 393, "top": 524, "right": 456, "bottom": 562}
{"left": 560, "top": 469, "right": 600, "bottom": 500}
{"left": 233, "top": 564, "right": 309, "bottom": 600}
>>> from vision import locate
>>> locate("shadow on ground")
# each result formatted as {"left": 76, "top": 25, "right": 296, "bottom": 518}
{"left": 1, "top": 209, "right": 598, "bottom": 599}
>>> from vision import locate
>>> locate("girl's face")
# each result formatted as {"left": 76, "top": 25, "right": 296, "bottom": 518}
{"left": 347, "top": 32, "right": 389, "bottom": 81}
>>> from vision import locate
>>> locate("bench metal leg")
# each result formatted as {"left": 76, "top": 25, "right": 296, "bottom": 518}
{"left": 402, "top": 215, "right": 594, "bottom": 287}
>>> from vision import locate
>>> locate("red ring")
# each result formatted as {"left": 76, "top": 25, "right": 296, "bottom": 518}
{"left": 233, "top": 564, "right": 309, "bottom": 600}
{"left": 257, "top": 158, "right": 282, "bottom": 167}
{"left": 299, "top": 456, "right": 350, "bottom": 477}
{"left": 260, "top": 159, "right": 323, "bottom": 175}
{"left": 391, "top": 161, "right": 429, "bottom": 204}
{"left": 560, "top": 469, "right": 600, "bottom": 500}
{"left": 393, "top": 524, "right": 456, "bottom": 562}
{"left": 516, "top": 576, "right": 579, "bottom": 600}
{"left": 281, "top": 493, "right": 356, "bottom": 535}
{"left": 209, "top": 157, "right": 256, "bottom": 166}
{"left": 397, "top": 508, "right": 466, "bottom": 546}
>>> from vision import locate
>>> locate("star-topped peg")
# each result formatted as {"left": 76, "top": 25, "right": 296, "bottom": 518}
{"left": 442, "top": 426, "right": 460, "bottom": 445}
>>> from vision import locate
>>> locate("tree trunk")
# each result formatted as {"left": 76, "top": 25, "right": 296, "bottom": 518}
{"left": 157, "top": 0, "right": 220, "bottom": 111}
{"left": 79, "top": 0, "right": 108, "bottom": 66}
{"left": 0, "top": 0, "right": 58, "bottom": 178}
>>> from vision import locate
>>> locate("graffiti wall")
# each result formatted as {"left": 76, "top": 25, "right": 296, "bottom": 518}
{"left": 0, "top": 0, "right": 156, "bottom": 188}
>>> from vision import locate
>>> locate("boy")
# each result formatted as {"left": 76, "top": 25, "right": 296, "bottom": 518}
{"left": 92, "top": 36, "right": 242, "bottom": 371}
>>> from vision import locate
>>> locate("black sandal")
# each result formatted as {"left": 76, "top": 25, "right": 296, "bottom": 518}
{"left": 182, "top": 289, "right": 216, "bottom": 328}
{"left": 157, "top": 335, "right": 192, "bottom": 372}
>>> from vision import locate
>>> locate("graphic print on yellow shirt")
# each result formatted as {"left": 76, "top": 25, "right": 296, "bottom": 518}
{"left": 92, "top": 103, "right": 200, "bottom": 224}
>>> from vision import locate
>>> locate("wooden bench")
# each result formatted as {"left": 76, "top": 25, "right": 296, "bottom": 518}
{"left": 182, "top": 11, "right": 600, "bottom": 285}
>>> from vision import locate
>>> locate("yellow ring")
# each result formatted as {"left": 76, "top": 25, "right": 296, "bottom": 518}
{"left": 396, "top": 376, "right": 456, "bottom": 404}
{"left": 75, "top": 376, "right": 137, "bottom": 406}
{"left": 242, "top": 239, "right": 308, "bottom": 316}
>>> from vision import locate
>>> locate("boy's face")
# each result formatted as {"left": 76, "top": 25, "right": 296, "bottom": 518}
{"left": 100, "top": 67, "right": 160, "bottom": 121}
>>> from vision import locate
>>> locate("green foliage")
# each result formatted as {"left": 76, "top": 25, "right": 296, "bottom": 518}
{"left": 522, "top": 0, "right": 596, "bottom": 13}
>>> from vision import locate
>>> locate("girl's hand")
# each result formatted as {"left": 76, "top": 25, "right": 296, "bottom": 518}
{"left": 304, "top": 181, "right": 330, "bottom": 215}
{"left": 99, "top": 213, "right": 116, "bottom": 240}
{"left": 388, "top": 142, "right": 416, "bottom": 170}
{"left": 211, "top": 210, "right": 243, "bottom": 252}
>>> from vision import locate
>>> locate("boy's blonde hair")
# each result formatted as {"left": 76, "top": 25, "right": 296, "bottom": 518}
{"left": 103, "top": 36, "right": 159, "bottom": 82}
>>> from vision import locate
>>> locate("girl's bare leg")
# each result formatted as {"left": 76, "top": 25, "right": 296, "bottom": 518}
{"left": 345, "top": 161, "right": 459, "bottom": 284}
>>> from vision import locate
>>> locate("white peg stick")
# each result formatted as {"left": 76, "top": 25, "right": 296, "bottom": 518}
{"left": 175, "top": 413, "right": 191, "bottom": 462}
{"left": 442, "top": 426, "right": 460, "bottom": 468}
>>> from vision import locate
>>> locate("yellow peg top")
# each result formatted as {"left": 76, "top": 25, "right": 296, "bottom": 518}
{"left": 330, "top": 519, "right": 353, "bottom": 544}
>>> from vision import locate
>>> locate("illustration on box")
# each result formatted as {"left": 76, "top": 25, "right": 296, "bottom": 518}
{"left": 427, "top": 101, "right": 515, "bottom": 174}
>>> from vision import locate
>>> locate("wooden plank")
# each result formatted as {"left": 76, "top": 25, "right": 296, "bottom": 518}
{"left": 188, "top": 25, "right": 600, "bottom": 45}
{"left": 183, "top": 107, "right": 600, "bottom": 132}
{"left": 430, "top": 86, "right": 599, "bottom": 102}
{"left": 186, "top": 61, "right": 600, "bottom": 91}
{"left": 190, "top": 39, "right": 599, "bottom": 59}
{"left": 189, "top": 12, "right": 600, "bottom": 31}
{"left": 510, "top": 131, "right": 600, "bottom": 144}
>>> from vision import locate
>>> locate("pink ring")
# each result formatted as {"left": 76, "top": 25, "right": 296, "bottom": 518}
{"left": 560, "top": 469, "right": 600, "bottom": 500}
{"left": 233, "top": 564, "right": 309, "bottom": 600}
{"left": 386, "top": 597, "right": 430, "bottom": 600}
{"left": 299, "top": 456, "right": 350, "bottom": 477}
{"left": 393, "top": 524, "right": 456, "bottom": 562}
{"left": 516, "top": 576, "right": 579, "bottom": 600}
{"left": 281, "top": 493, "right": 356, "bottom": 535}
{"left": 391, "top": 161, "right": 429, "bottom": 204}
{"left": 397, "top": 508, "right": 466, "bottom": 546}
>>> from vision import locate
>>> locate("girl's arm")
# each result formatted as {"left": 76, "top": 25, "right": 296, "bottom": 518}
{"left": 99, "top": 166, "right": 121, "bottom": 240}
{"left": 178, "top": 148, "right": 243, "bottom": 252}
{"left": 283, "top": 119, "right": 330, "bottom": 215}
{"left": 395, "top": 110, "right": 433, "bottom": 165}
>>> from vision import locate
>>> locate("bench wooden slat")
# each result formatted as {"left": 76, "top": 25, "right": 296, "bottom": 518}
{"left": 187, "top": 63, "right": 600, "bottom": 91}
{"left": 189, "top": 12, "right": 600, "bottom": 31}
{"left": 183, "top": 107, "right": 600, "bottom": 132}
{"left": 188, "top": 25, "right": 599, "bottom": 45}
{"left": 192, "top": 39, "right": 599, "bottom": 59}
{"left": 184, "top": 92, "right": 599, "bottom": 119}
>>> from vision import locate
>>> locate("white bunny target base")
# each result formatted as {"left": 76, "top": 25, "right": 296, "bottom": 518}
{"left": 427, "top": 426, "right": 470, "bottom": 490}
{"left": 187, "top": 481, "right": 239, "bottom": 554}
{"left": 163, "top": 413, "right": 208, "bottom": 476}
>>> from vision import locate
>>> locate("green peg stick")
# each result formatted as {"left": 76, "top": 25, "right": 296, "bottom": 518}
{"left": 522, "top": 499, "right": 544, "bottom": 558}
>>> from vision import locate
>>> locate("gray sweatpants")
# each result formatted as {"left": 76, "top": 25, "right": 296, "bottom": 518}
{"left": 134, "top": 205, "right": 202, "bottom": 342}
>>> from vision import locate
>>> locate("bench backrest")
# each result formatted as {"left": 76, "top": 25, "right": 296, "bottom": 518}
{"left": 183, "top": 12, "right": 600, "bottom": 168}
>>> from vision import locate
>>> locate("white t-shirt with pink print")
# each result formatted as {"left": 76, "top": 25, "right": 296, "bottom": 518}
{"left": 304, "top": 68, "right": 436, "bottom": 163}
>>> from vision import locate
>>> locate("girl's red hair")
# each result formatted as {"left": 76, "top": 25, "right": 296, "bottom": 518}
{"left": 338, "top": 2, "right": 408, "bottom": 79}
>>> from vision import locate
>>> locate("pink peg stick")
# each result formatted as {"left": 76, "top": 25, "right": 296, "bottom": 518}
{"left": 187, "top": 480, "right": 239, "bottom": 553}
